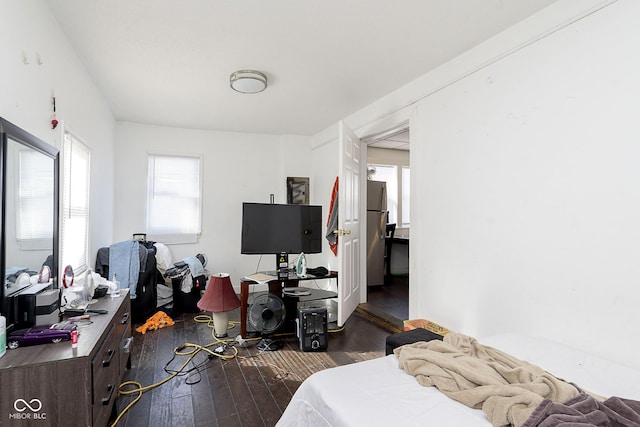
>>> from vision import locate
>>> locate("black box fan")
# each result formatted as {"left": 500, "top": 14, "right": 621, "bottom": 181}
{"left": 248, "top": 293, "right": 286, "bottom": 351}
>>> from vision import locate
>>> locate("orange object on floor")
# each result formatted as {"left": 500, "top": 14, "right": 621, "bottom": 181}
{"left": 135, "top": 310, "right": 175, "bottom": 334}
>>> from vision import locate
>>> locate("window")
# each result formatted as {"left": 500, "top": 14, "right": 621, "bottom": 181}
{"left": 61, "top": 130, "right": 91, "bottom": 273}
{"left": 146, "top": 154, "right": 202, "bottom": 244}
{"left": 401, "top": 166, "right": 410, "bottom": 227}
{"left": 368, "top": 164, "right": 398, "bottom": 224}
{"left": 15, "top": 148, "right": 55, "bottom": 250}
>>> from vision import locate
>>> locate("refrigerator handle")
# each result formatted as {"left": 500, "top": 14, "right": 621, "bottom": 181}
{"left": 381, "top": 184, "right": 387, "bottom": 216}
{"left": 378, "top": 213, "right": 386, "bottom": 240}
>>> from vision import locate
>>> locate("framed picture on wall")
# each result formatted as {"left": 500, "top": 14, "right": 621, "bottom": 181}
{"left": 287, "top": 177, "right": 309, "bottom": 204}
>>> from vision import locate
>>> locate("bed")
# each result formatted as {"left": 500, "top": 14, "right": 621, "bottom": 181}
{"left": 276, "top": 333, "right": 640, "bottom": 426}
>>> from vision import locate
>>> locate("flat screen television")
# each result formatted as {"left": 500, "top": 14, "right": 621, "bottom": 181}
{"left": 241, "top": 203, "right": 323, "bottom": 256}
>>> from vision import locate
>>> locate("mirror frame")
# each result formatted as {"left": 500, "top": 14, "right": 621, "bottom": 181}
{"left": 0, "top": 117, "right": 60, "bottom": 331}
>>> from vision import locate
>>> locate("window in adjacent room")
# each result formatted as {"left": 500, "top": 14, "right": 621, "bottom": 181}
{"left": 401, "top": 166, "right": 410, "bottom": 227}
{"left": 61, "top": 129, "right": 91, "bottom": 273}
{"left": 146, "top": 154, "right": 202, "bottom": 244}
{"left": 368, "top": 164, "right": 398, "bottom": 225}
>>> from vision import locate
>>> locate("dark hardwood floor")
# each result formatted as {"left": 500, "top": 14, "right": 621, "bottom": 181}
{"left": 112, "top": 308, "right": 392, "bottom": 427}
{"left": 365, "top": 274, "right": 409, "bottom": 326}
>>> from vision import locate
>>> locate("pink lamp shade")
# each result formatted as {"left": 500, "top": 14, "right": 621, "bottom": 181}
{"left": 198, "top": 273, "right": 240, "bottom": 338}
{"left": 198, "top": 273, "right": 240, "bottom": 313}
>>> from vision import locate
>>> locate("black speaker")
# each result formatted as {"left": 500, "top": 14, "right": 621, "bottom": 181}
{"left": 296, "top": 307, "right": 328, "bottom": 351}
{"left": 277, "top": 253, "right": 289, "bottom": 279}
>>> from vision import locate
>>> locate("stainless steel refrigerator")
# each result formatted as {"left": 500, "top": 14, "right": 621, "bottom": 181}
{"left": 367, "top": 180, "right": 387, "bottom": 286}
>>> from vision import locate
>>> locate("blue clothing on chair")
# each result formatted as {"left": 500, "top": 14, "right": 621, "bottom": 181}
{"left": 109, "top": 240, "right": 140, "bottom": 299}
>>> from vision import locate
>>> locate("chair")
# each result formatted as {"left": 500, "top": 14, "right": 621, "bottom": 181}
{"left": 384, "top": 224, "right": 396, "bottom": 281}
{"left": 386, "top": 223, "right": 396, "bottom": 239}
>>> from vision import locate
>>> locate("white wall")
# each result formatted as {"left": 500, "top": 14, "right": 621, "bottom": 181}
{"left": 0, "top": 1, "right": 115, "bottom": 270}
{"left": 114, "top": 122, "right": 314, "bottom": 286}
{"left": 305, "top": 0, "right": 640, "bottom": 368}
{"left": 8, "top": 0, "right": 638, "bottom": 370}
{"left": 308, "top": 130, "right": 341, "bottom": 292}
{"left": 409, "top": 0, "right": 640, "bottom": 369}
{"left": 367, "top": 147, "right": 409, "bottom": 168}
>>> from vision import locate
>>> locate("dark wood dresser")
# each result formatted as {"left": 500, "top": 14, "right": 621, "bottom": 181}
{"left": 0, "top": 291, "right": 132, "bottom": 427}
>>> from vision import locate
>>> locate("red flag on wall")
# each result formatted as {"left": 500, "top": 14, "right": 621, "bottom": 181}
{"left": 325, "top": 177, "right": 339, "bottom": 256}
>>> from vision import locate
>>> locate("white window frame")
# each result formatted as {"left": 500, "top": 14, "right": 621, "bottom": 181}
{"left": 60, "top": 128, "right": 91, "bottom": 274}
{"left": 401, "top": 166, "right": 410, "bottom": 228}
{"left": 146, "top": 154, "right": 202, "bottom": 244}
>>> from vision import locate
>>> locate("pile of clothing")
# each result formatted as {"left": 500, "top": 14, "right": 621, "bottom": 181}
{"left": 163, "top": 253, "right": 209, "bottom": 313}
{"left": 165, "top": 254, "right": 208, "bottom": 289}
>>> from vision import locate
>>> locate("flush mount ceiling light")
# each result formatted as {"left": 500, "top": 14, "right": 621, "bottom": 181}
{"left": 230, "top": 70, "right": 268, "bottom": 94}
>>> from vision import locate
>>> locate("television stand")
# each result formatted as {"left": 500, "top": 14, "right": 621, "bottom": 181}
{"left": 239, "top": 271, "right": 338, "bottom": 338}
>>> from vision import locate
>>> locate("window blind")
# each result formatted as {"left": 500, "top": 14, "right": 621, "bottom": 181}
{"left": 146, "top": 154, "right": 202, "bottom": 244}
{"left": 16, "top": 149, "right": 54, "bottom": 250}
{"left": 61, "top": 131, "right": 91, "bottom": 273}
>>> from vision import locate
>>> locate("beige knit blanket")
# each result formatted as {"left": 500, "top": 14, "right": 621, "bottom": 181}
{"left": 395, "top": 333, "right": 580, "bottom": 427}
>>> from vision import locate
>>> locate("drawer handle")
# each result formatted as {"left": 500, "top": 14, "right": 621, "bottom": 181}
{"left": 121, "top": 312, "right": 130, "bottom": 324}
{"left": 101, "top": 384, "right": 115, "bottom": 406}
{"left": 123, "top": 337, "right": 133, "bottom": 353}
{"left": 102, "top": 348, "right": 115, "bottom": 367}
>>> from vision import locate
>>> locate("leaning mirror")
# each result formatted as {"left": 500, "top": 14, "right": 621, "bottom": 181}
{"left": 1, "top": 118, "right": 59, "bottom": 332}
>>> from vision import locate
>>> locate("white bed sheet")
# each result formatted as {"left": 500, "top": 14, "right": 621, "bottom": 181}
{"left": 480, "top": 334, "right": 640, "bottom": 400}
{"left": 276, "top": 333, "right": 640, "bottom": 427}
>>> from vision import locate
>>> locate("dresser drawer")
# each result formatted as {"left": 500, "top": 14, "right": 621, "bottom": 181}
{"left": 92, "top": 324, "right": 121, "bottom": 427}
{"left": 114, "top": 299, "right": 132, "bottom": 375}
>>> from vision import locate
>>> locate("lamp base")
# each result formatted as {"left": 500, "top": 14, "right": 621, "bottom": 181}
{"left": 211, "top": 311, "right": 229, "bottom": 338}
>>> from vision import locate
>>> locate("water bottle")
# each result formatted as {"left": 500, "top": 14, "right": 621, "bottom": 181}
{"left": 0, "top": 315, "right": 6, "bottom": 359}
{"left": 111, "top": 273, "right": 120, "bottom": 298}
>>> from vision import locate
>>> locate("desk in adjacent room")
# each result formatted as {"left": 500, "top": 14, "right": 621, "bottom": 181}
{"left": 239, "top": 271, "right": 338, "bottom": 337}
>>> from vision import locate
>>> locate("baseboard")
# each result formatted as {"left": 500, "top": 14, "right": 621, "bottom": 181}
{"left": 355, "top": 304, "right": 403, "bottom": 334}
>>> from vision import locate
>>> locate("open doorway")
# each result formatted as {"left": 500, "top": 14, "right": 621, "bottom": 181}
{"left": 362, "top": 125, "right": 410, "bottom": 325}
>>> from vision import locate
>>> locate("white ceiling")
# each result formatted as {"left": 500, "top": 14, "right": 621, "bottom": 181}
{"left": 46, "top": 0, "right": 558, "bottom": 137}
{"left": 369, "top": 129, "right": 411, "bottom": 151}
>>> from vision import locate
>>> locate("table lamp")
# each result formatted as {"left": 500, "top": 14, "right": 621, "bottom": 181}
{"left": 197, "top": 273, "right": 240, "bottom": 338}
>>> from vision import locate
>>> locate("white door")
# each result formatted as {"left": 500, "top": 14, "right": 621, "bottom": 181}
{"left": 337, "top": 121, "right": 365, "bottom": 326}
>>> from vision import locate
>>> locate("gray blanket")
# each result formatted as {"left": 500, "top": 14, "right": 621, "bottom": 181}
{"left": 395, "top": 333, "right": 580, "bottom": 427}
{"left": 523, "top": 393, "right": 640, "bottom": 427}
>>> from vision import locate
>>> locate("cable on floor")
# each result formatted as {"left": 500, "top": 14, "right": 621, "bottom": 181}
{"left": 110, "top": 317, "right": 241, "bottom": 426}
{"left": 111, "top": 312, "right": 346, "bottom": 425}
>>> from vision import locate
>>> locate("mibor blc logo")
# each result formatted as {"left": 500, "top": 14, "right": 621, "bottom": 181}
{"left": 9, "top": 398, "right": 47, "bottom": 420}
